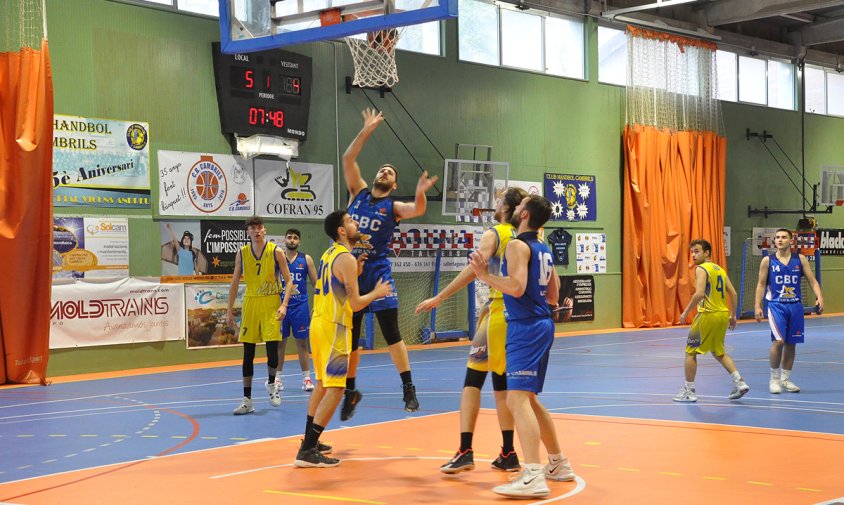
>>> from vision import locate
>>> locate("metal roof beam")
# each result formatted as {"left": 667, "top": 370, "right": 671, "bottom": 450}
{"left": 797, "top": 15, "right": 844, "bottom": 45}
{"left": 706, "top": 0, "right": 844, "bottom": 26}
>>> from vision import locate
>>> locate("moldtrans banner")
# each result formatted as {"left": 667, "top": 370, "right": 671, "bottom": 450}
{"left": 53, "top": 115, "right": 151, "bottom": 208}
{"left": 50, "top": 278, "right": 185, "bottom": 348}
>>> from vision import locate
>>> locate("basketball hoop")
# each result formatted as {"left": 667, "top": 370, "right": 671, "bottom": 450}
{"left": 836, "top": 199, "right": 844, "bottom": 207}
{"left": 345, "top": 27, "right": 403, "bottom": 88}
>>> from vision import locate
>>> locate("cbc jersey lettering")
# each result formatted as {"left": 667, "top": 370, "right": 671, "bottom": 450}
{"left": 502, "top": 231, "right": 554, "bottom": 321}
{"left": 283, "top": 252, "right": 309, "bottom": 308}
{"left": 313, "top": 244, "right": 353, "bottom": 327}
{"left": 241, "top": 242, "right": 281, "bottom": 297}
{"left": 766, "top": 254, "right": 803, "bottom": 304}
{"left": 349, "top": 189, "right": 397, "bottom": 261}
{"left": 695, "top": 262, "right": 729, "bottom": 313}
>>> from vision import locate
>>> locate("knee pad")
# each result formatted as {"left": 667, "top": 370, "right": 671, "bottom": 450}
{"left": 376, "top": 309, "right": 403, "bottom": 346}
{"left": 491, "top": 372, "right": 508, "bottom": 392}
{"left": 463, "top": 368, "right": 488, "bottom": 389}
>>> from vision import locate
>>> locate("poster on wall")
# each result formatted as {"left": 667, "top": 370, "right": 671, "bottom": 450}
{"left": 818, "top": 228, "right": 844, "bottom": 255}
{"left": 157, "top": 150, "right": 254, "bottom": 216}
{"left": 254, "top": 160, "right": 335, "bottom": 219}
{"left": 50, "top": 278, "right": 185, "bottom": 349}
{"left": 185, "top": 283, "right": 244, "bottom": 349}
{"left": 388, "top": 223, "right": 482, "bottom": 273}
{"left": 576, "top": 233, "right": 606, "bottom": 273}
{"left": 544, "top": 173, "right": 597, "bottom": 222}
{"left": 53, "top": 217, "right": 129, "bottom": 280}
{"left": 553, "top": 274, "right": 595, "bottom": 323}
{"left": 160, "top": 220, "right": 250, "bottom": 280}
{"left": 493, "top": 178, "right": 541, "bottom": 202}
{"left": 53, "top": 115, "right": 151, "bottom": 208}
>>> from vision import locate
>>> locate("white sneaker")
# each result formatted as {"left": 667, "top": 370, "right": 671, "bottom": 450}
{"left": 265, "top": 380, "right": 281, "bottom": 407}
{"left": 672, "top": 386, "right": 697, "bottom": 402}
{"left": 769, "top": 379, "right": 782, "bottom": 394}
{"left": 233, "top": 397, "right": 254, "bottom": 415}
{"left": 781, "top": 379, "right": 800, "bottom": 392}
{"left": 275, "top": 376, "right": 284, "bottom": 391}
{"left": 545, "top": 458, "right": 576, "bottom": 482}
{"left": 303, "top": 377, "right": 314, "bottom": 392}
{"left": 493, "top": 468, "right": 550, "bottom": 498}
{"left": 728, "top": 381, "right": 750, "bottom": 400}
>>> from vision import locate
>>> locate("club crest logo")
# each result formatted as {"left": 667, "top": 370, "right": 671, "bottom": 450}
{"left": 188, "top": 155, "right": 227, "bottom": 213}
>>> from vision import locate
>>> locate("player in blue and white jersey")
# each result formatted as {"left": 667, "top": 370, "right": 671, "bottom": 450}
{"left": 340, "top": 107, "right": 438, "bottom": 419}
{"left": 470, "top": 195, "right": 574, "bottom": 499}
{"left": 276, "top": 229, "right": 318, "bottom": 392}
{"left": 754, "top": 228, "right": 824, "bottom": 394}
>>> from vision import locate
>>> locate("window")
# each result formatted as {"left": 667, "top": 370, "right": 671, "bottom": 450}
{"left": 738, "top": 55, "right": 767, "bottom": 105}
{"left": 805, "top": 66, "right": 826, "bottom": 114}
{"left": 458, "top": 0, "right": 499, "bottom": 65}
{"left": 715, "top": 50, "right": 737, "bottom": 102}
{"left": 545, "top": 16, "right": 584, "bottom": 79}
{"left": 177, "top": 0, "right": 217, "bottom": 16}
{"left": 768, "top": 58, "right": 794, "bottom": 110}
{"left": 827, "top": 72, "right": 844, "bottom": 117}
{"left": 501, "top": 9, "right": 542, "bottom": 71}
{"left": 598, "top": 26, "right": 626, "bottom": 86}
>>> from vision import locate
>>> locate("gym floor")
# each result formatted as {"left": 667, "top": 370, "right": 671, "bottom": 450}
{"left": 1, "top": 315, "right": 843, "bottom": 504}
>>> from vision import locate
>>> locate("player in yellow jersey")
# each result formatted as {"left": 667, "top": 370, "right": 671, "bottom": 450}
{"left": 673, "top": 239, "right": 749, "bottom": 402}
{"left": 295, "top": 209, "right": 392, "bottom": 468}
{"left": 226, "top": 217, "right": 293, "bottom": 415}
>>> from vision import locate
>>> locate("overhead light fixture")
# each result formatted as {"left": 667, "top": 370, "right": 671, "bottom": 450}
{"left": 602, "top": 0, "right": 700, "bottom": 19}
{"left": 611, "top": 14, "right": 721, "bottom": 42}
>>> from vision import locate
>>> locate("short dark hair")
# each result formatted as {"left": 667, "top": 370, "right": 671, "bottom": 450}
{"left": 285, "top": 228, "right": 301, "bottom": 238}
{"left": 502, "top": 187, "right": 528, "bottom": 222}
{"left": 690, "top": 239, "right": 712, "bottom": 254}
{"left": 523, "top": 195, "right": 552, "bottom": 229}
{"left": 245, "top": 216, "right": 264, "bottom": 229}
{"left": 380, "top": 163, "right": 397, "bottom": 177}
{"left": 324, "top": 209, "right": 347, "bottom": 241}
{"left": 776, "top": 228, "right": 793, "bottom": 238}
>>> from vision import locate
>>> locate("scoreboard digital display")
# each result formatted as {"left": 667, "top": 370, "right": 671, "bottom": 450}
{"left": 211, "top": 42, "right": 312, "bottom": 140}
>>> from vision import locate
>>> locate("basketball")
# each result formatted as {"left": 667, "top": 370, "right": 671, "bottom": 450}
{"left": 367, "top": 28, "right": 398, "bottom": 52}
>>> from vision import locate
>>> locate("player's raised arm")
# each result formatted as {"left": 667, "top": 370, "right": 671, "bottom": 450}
{"left": 394, "top": 170, "right": 438, "bottom": 221}
{"left": 754, "top": 256, "right": 771, "bottom": 321}
{"left": 343, "top": 108, "right": 383, "bottom": 200}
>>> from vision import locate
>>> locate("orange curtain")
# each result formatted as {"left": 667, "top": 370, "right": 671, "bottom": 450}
{"left": 0, "top": 39, "right": 54, "bottom": 384}
{"left": 622, "top": 124, "right": 727, "bottom": 328}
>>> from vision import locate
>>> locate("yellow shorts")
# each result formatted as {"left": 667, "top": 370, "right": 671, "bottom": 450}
{"left": 685, "top": 311, "right": 729, "bottom": 355}
{"left": 310, "top": 317, "right": 351, "bottom": 388}
{"left": 239, "top": 295, "right": 281, "bottom": 344}
{"left": 467, "top": 298, "right": 507, "bottom": 375}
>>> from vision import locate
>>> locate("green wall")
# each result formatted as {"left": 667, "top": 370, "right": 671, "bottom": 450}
{"left": 46, "top": 0, "right": 842, "bottom": 375}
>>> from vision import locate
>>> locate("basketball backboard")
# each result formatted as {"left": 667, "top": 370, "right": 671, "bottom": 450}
{"left": 819, "top": 166, "right": 844, "bottom": 206}
{"left": 219, "top": 0, "right": 457, "bottom": 53}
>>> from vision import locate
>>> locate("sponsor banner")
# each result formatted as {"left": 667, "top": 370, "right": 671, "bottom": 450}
{"left": 818, "top": 228, "right": 844, "bottom": 255}
{"left": 185, "top": 283, "right": 244, "bottom": 349}
{"left": 157, "top": 150, "right": 254, "bottom": 216}
{"left": 160, "top": 221, "right": 208, "bottom": 277}
{"left": 575, "top": 233, "right": 607, "bottom": 273}
{"left": 388, "top": 223, "right": 482, "bottom": 273}
{"left": 53, "top": 217, "right": 129, "bottom": 280}
{"left": 53, "top": 115, "right": 150, "bottom": 208}
{"left": 255, "top": 160, "right": 334, "bottom": 220}
{"left": 50, "top": 278, "right": 185, "bottom": 349}
{"left": 554, "top": 275, "right": 595, "bottom": 322}
{"left": 544, "top": 173, "right": 597, "bottom": 222}
{"left": 201, "top": 220, "right": 251, "bottom": 275}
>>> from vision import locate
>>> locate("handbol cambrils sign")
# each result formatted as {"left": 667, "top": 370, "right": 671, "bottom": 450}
{"left": 53, "top": 115, "right": 151, "bottom": 208}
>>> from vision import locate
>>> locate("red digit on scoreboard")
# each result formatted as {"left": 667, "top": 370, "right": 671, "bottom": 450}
{"left": 245, "top": 70, "right": 253, "bottom": 89}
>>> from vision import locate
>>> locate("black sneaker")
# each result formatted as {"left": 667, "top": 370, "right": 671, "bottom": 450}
{"left": 440, "top": 448, "right": 474, "bottom": 474}
{"left": 340, "top": 389, "right": 363, "bottom": 421}
{"left": 402, "top": 383, "right": 420, "bottom": 412}
{"left": 300, "top": 439, "right": 333, "bottom": 455}
{"left": 491, "top": 450, "right": 521, "bottom": 472}
{"left": 294, "top": 446, "right": 340, "bottom": 468}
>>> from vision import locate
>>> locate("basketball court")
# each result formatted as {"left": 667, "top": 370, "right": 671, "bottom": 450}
{"left": 2, "top": 316, "right": 843, "bottom": 504}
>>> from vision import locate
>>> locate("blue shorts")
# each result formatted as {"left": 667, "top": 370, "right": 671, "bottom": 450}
{"left": 505, "top": 318, "right": 554, "bottom": 394}
{"left": 767, "top": 301, "right": 804, "bottom": 344}
{"left": 358, "top": 258, "right": 398, "bottom": 312}
{"left": 282, "top": 302, "right": 310, "bottom": 340}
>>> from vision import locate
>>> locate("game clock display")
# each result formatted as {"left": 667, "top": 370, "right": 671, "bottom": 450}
{"left": 211, "top": 42, "right": 312, "bottom": 140}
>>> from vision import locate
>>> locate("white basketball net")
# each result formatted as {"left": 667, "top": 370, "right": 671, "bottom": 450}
{"left": 345, "top": 28, "right": 403, "bottom": 88}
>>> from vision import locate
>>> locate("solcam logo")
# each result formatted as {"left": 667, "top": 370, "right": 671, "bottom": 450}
{"left": 86, "top": 221, "right": 128, "bottom": 235}
{"left": 195, "top": 290, "right": 214, "bottom": 305}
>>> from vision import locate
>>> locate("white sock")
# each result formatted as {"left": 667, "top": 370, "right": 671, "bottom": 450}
{"left": 730, "top": 371, "right": 741, "bottom": 383}
{"left": 525, "top": 463, "right": 543, "bottom": 474}
{"left": 685, "top": 381, "right": 695, "bottom": 390}
{"left": 302, "top": 371, "right": 310, "bottom": 379}
{"left": 771, "top": 368, "right": 780, "bottom": 380}
{"left": 548, "top": 453, "right": 564, "bottom": 464}
{"left": 781, "top": 369, "right": 791, "bottom": 381}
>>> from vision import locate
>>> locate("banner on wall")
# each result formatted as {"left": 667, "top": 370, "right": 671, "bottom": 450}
{"left": 818, "top": 228, "right": 844, "bottom": 255}
{"left": 544, "top": 173, "right": 597, "bottom": 222}
{"left": 53, "top": 115, "right": 151, "bottom": 208}
{"left": 388, "top": 223, "right": 482, "bottom": 273}
{"left": 576, "top": 233, "right": 607, "bottom": 273}
{"left": 185, "top": 283, "right": 244, "bottom": 349}
{"left": 157, "top": 150, "right": 254, "bottom": 216}
{"left": 50, "top": 278, "right": 185, "bottom": 349}
{"left": 493, "top": 178, "right": 541, "bottom": 202}
{"left": 553, "top": 275, "right": 595, "bottom": 323}
{"left": 255, "top": 160, "right": 334, "bottom": 219}
{"left": 160, "top": 220, "right": 249, "bottom": 278}
{"left": 53, "top": 217, "right": 129, "bottom": 280}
